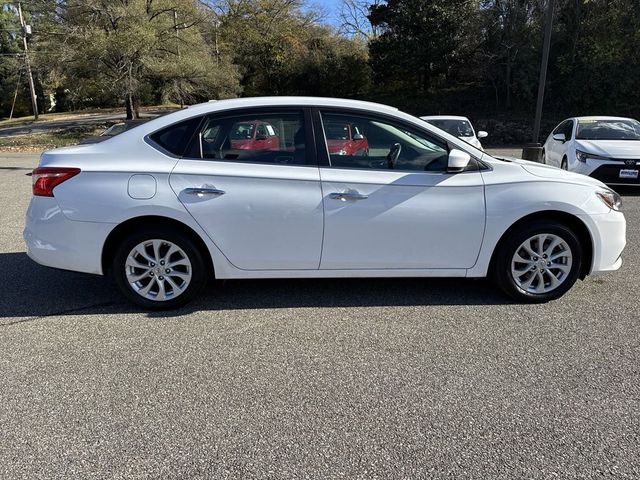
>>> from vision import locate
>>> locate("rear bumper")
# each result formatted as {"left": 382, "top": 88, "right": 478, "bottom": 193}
{"left": 23, "top": 197, "right": 114, "bottom": 275}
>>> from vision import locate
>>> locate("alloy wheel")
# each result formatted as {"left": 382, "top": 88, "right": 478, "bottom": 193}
{"left": 510, "top": 233, "right": 573, "bottom": 294}
{"left": 125, "top": 239, "right": 192, "bottom": 301}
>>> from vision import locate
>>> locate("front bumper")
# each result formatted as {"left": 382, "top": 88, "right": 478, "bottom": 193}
{"left": 578, "top": 209, "right": 626, "bottom": 274}
{"left": 574, "top": 158, "right": 640, "bottom": 185}
{"left": 589, "top": 163, "right": 640, "bottom": 186}
{"left": 24, "top": 197, "right": 114, "bottom": 275}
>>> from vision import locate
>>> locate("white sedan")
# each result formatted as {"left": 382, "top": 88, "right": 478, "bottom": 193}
{"left": 420, "top": 115, "right": 488, "bottom": 150}
{"left": 25, "top": 97, "right": 626, "bottom": 309}
{"left": 542, "top": 116, "right": 640, "bottom": 185}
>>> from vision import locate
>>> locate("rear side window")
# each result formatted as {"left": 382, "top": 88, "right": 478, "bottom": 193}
{"left": 149, "top": 116, "right": 202, "bottom": 156}
{"left": 184, "top": 111, "right": 308, "bottom": 166}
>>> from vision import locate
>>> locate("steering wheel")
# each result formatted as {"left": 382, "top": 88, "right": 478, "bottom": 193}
{"left": 386, "top": 143, "right": 402, "bottom": 169}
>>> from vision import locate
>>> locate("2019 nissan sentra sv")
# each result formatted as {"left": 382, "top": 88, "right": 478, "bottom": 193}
{"left": 24, "top": 97, "right": 626, "bottom": 309}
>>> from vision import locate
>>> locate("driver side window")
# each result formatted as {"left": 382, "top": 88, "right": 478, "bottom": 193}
{"left": 320, "top": 112, "right": 450, "bottom": 172}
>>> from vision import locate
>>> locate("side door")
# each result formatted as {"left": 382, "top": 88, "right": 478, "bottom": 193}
{"left": 166, "top": 108, "right": 324, "bottom": 271}
{"left": 316, "top": 110, "right": 486, "bottom": 270}
{"left": 548, "top": 120, "right": 571, "bottom": 166}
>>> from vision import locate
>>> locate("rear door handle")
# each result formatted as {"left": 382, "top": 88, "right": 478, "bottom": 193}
{"left": 329, "top": 191, "right": 369, "bottom": 201}
{"left": 183, "top": 187, "right": 226, "bottom": 197}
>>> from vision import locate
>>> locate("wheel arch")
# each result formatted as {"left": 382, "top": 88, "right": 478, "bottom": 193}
{"left": 101, "top": 215, "right": 215, "bottom": 277}
{"left": 489, "top": 210, "right": 593, "bottom": 279}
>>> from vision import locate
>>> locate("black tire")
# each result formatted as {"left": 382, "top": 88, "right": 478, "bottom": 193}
{"left": 492, "top": 220, "right": 582, "bottom": 303}
{"left": 112, "top": 226, "right": 208, "bottom": 310}
{"left": 541, "top": 150, "right": 546, "bottom": 164}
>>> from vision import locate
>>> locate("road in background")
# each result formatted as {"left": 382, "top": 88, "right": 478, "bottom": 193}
{"left": 486, "top": 147, "right": 523, "bottom": 158}
{"left": 1, "top": 154, "right": 638, "bottom": 478}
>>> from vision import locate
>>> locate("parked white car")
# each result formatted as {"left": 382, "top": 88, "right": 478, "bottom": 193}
{"left": 25, "top": 97, "right": 626, "bottom": 309}
{"left": 421, "top": 115, "right": 488, "bottom": 150}
{"left": 542, "top": 116, "right": 640, "bottom": 185}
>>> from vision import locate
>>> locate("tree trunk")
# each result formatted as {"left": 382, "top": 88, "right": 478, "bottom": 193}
{"left": 133, "top": 95, "right": 140, "bottom": 119}
{"left": 125, "top": 93, "right": 134, "bottom": 120}
{"left": 125, "top": 92, "right": 140, "bottom": 120}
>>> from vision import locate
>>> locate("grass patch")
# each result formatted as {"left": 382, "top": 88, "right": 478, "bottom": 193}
{"left": 0, "top": 104, "right": 179, "bottom": 128}
{"left": 0, "top": 128, "right": 102, "bottom": 152}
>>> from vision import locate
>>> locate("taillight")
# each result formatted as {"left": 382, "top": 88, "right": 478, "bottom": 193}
{"left": 32, "top": 167, "right": 81, "bottom": 197}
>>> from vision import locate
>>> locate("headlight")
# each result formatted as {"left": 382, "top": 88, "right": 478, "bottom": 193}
{"left": 576, "top": 150, "right": 609, "bottom": 163}
{"left": 336, "top": 149, "right": 347, "bottom": 156}
{"left": 596, "top": 190, "right": 622, "bottom": 211}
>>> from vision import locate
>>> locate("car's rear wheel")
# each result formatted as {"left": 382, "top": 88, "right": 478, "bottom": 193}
{"left": 493, "top": 220, "right": 582, "bottom": 303}
{"left": 541, "top": 150, "right": 546, "bottom": 164}
{"left": 112, "top": 227, "right": 207, "bottom": 309}
{"left": 561, "top": 157, "right": 568, "bottom": 170}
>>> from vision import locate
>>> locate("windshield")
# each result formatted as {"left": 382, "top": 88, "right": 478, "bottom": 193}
{"left": 576, "top": 119, "right": 640, "bottom": 140}
{"left": 426, "top": 119, "right": 474, "bottom": 137}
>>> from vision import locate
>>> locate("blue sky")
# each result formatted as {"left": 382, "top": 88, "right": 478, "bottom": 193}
{"left": 306, "top": 0, "right": 344, "bottom": 27}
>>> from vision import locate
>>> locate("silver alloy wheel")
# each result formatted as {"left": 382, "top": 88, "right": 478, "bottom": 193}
{"left": 125, "top": 239, "right": 192, "bottom": 301}
{"left": 511, "top": 233, "right": 573, "bottom": 294}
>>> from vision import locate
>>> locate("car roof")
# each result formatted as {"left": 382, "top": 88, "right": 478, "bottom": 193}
{"left": 124, "top": 96, "right": 400, "bottom": 137}
{"left": 185, "top": 96, "right": 399, "bottom": 115}
{"left": 573, "top": 116, "right": 637, "bottom": 121}
{"left": 420, "top": 115, "right": 470, "bottom": 121}
{"left": 48, "top": 96, "right": 487, "bottom": 160}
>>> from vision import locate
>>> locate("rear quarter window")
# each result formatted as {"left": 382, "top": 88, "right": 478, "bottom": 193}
{"left": 148, "top": 116, "right": 202, "bottom": 156}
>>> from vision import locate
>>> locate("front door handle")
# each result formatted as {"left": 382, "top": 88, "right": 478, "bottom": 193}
{"left": 329, "top": 191, "right": 369, "bottom": 201}
{"left": 183, "top": 187, "right": 226, "bottom": 197}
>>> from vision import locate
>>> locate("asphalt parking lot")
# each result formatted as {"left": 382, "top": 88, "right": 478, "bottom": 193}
{"left": 1, "top": 152, "right": 639, "bottom": 479}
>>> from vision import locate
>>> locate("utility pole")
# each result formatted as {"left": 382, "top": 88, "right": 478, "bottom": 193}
{"left": 532, "top": 0, "right": 555, "bottom": 143}
{"left": 17, "top": 2, "right": 39, "bottom": 120}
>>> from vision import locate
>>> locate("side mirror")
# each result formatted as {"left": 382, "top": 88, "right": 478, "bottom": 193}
{"left": 448, "top": 149, "right": 471, "bottom": 173}
{"left": 477, "top": 130, "right": 488, "bottom": 139}
{"left": 552, "top": 133, "right": 566, "bottom": 142}
{"left": 353, "top": 133, "right": 364, "bottom": 140}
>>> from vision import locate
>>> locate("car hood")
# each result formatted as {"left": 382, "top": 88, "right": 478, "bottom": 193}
{"left": 495, "top": 156, "right": 609, "bottom": 189}
{"left": 575, "top": 140, "right": 640, "bottom": 158}
{"left": 459, "top": 136, "right": 481, "bottom": 148}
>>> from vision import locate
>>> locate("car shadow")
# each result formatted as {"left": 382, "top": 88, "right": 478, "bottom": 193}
{"left": 0, "top": 252, "right": 510, "bottom": 321}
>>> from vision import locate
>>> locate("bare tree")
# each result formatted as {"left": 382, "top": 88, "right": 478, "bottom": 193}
{"left": 338, "top": 0, "right": 380, "bottom": 40}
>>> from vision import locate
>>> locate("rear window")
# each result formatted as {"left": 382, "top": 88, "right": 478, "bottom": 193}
{"left": 149, "top": 116, "right": 202, "bottom": 156}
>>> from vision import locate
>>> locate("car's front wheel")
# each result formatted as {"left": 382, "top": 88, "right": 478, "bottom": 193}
{"left": 493, "top": 220, "right": 582, "bottom": 303}
{"left": 112, "top": 227, "right": 207, "bottom": 309}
